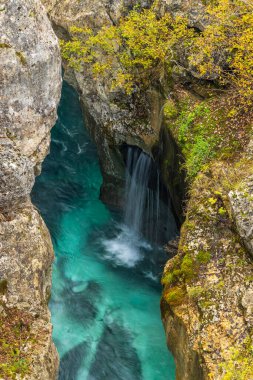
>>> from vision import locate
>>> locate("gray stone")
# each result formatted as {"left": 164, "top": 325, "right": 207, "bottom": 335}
{"left": 0, "top": 0, "right": 61, "bottom": 378}
{"left": 229, "top": 175, "right": 253, "bottom": 259}
{"left": 0, "top": 143, "right": 35, "bottom": 210}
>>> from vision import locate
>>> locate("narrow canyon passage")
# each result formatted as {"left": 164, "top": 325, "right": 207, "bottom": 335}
{"left": 32, "top": 81, "right": 176, "bottom": 380}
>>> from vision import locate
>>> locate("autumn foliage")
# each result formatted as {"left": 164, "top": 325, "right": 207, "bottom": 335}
{"left": 190, "top": 0, "right": 253, "bottom": 106}
{"left": 61, "top": 0, "right": 253, "bottom": 104}
{"left": 60, "top": 6, "right": 192, "bottom": 94}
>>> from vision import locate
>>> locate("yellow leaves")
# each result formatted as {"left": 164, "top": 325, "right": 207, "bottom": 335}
{"left": 111, "top": 73, "right": 134, "bottom": 95}
{"left": 189, "top": 0, "right": 253, "bottom": 106}
{"left": 69, "top": 26, "right": 92, "bottom": 35}
{"left": 208, "top": 197, "right": 217, "bottom": 205}
{"left": 92, "top": 62, "right": 110, "bottom": 76}
{"left": 60, "top": 0, "right": 253, "bottom": 102}
{"left": 60, "top": 6, "right": 189, "bottom": 94}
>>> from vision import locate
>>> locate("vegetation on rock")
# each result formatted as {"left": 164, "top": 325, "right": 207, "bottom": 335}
{"left": 189, "top": 0, "right": 253, "bottom": 106}
{"left": 61, "top": 0, "right": 253, "bottom": 181}
{"left": 0, "top": 307, "right": 32, "bottom": 379}
{"left": 162, "top": 158, "right": 253, "bottom": 379}
{"left": 219, "top": 338, "right": 253, "bottom": 380}
{"left": 61, "top": 0, "right": 253, "bottom": 105}
{"left": 60, "top": 4, "right": 193, "bottom": 94}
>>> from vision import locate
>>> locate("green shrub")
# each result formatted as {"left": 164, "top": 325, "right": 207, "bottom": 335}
{"left": 164, "top": 100, "right": 178, "bottom": 119}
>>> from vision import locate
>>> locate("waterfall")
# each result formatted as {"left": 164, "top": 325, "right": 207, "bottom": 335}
{"left": 102, "top": 146, "right": 178, "bottom": 268}
{"left": 124, "top": 146, "right": 178, "bottom": 244}
{"left": 124, "top": 147, "right": 161, "bottom": 242}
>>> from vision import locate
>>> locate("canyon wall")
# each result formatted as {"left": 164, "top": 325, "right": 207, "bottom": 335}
{"left": 0, "top": 0, "right": 61, "bottom": 378}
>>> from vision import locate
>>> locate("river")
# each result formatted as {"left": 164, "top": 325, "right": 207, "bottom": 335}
{"left": 32, "top": 81, "right": 176, "bottom": 380}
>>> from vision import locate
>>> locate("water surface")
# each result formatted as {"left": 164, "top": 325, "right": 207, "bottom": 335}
{"left": 32, "top": 81, "right": 176, "bottom": 380}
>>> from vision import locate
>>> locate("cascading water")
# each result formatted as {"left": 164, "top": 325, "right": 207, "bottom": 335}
{"left": 124, "top": 146, "right": 178, "bottom": 244}
{"left": 125, "top": 148, "right": 152, "bottom": 235}
{"left": 32, "top": 81, "right": 176, "bottom": 380}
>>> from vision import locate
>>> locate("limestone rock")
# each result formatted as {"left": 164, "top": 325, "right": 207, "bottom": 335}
{"left": 0, "top": 204, "right": 54, "bottom": 313}
{"left": 0, "top": 0, "right": 61, "bottom": 378}
{"left": 0, "top": 144, "right": 35, "bottom": 210}
{"left": 228, "top": 176, "right": 253, "bottom": 259}
{"left": 0, "top": 0, "right": 62, "bottom": 171}
{"left": 161, "top": 161, "right": 253, "bottom": 379}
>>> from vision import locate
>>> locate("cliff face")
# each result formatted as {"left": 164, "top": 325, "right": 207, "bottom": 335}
{"left": 0, "top": 0, "right": 61, "bottom": 378}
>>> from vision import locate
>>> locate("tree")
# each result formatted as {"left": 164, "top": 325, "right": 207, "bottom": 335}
{"left": 60, "top": 6, "right": 193, "bottom": 94}
{"left": 61, "top": 0, "right": 253, "bottom": 105}
{"left": 189, "top": 0, "right": 253, "bottom": 106}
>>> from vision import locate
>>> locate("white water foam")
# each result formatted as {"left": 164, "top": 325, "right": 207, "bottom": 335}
{"left": 102, "top": 224, "right": 151, "bottom": 268}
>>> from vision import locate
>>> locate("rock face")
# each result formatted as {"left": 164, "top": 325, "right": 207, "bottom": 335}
{"left": 229, "top": 177, "right": 253, "bottom": 260}
{"left": 228, "top": 142, "right": 253, "bottom": 259}
{"left": 161, "top": 156, "right": 253, "bottom": 379}
{"left": 0, "top": 0, "right": 61, "bottom": 379}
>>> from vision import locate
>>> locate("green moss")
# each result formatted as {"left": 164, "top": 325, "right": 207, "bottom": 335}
{"left": 0, "top": 43, "right": 11, "bottom": 48}
{"left": 218, "top": 207, "right": 227, "bottom": 216}
{"left": 217, "top": 280, "right": 225, "bottom": 289}
{"left": 164, "top": 287, "right": 185, "bottom": 306}
{"left": 208, "top": 197, "right": 217, "bottom": 205}
{"left": 0, "top": 358, "right": 29, "bottom": 379}
{"left": 181, "top": 253, "right": 195, "bottom": 280}
{"left": 219, "top": 338, "right": 253, "bottom": 380}
{"left": 162, "top": 249, "right": 209, "bottom": 287}
{"left": 162, "top": 272, "right": 174, "bottom": 285}
{"left": 198, "top": 299, "right": 215, "bottom": 309}
{"left": 187, "top": 286, "right": 206, "bottom": 300}
{"left": 196, "top": 251, "right": 211, "bottom": 264}
{"left": 162, "top": 269, "right": 182, "bottom": 285}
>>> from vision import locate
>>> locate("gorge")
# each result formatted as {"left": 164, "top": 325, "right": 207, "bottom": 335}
{"left": 1, "top": 0, "right": 253, "bottom": 379}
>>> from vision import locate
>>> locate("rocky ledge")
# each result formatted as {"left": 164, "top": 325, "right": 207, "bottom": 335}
{"left": 0, "top": 0, "right": 61, "bottom": 378}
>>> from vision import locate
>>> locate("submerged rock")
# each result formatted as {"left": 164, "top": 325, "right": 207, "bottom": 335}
{"left": 59, "top": 342, "right": 88, "bottom": 380}
{"left": 88, "top": 322, "right": 142, "bottom": 380}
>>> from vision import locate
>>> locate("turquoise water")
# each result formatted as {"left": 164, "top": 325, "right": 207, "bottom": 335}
{"left": 32, "top": 81, "right": 176, "bottom": 380}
